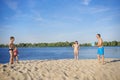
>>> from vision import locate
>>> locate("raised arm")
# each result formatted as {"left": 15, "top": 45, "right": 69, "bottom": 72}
{"left": 72, "top": 44, "right": 74, "bottom": 48}
{"left": 78, "top": 44, "right": 80, "bottom": 49}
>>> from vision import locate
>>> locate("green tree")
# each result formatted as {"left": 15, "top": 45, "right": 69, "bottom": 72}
{"left": 111, "top": 41, "right": 117, "bottom": 46}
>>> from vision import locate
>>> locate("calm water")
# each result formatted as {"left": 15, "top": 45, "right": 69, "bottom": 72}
{"left": 0, "top": 47, "right": 120, "bottom": 63}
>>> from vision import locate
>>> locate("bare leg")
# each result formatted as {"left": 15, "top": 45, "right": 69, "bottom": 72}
{"left": 76, "top": 53, "right": 79, "bottom": 60}
{"left": 76, "top": 56, "right": 78, "bottom": 60}
{"left": 74, "top": 52, "right": 76, "bottom": 60}
{"left": 75, "top": 56, "right": 77, "bottom": 60}
{"left": 97, "top": 55, "right": 100, "bottom": 63}
{"left": 16, "top": 56, "right": 19, "bottom": 63}
{"left": 75, "top": 55, "right": 76, "bottom": 59}
{"left": 74, "top": 53, "right": 76, "bottom": 59}
{"left": 102, "top": 55, "right": 104, "bottom": 64}
{"left": 9, "top": 51, "right": 14, "bottom": 64}
{"left": 75, "top": 55, "right": 77, "bottom": 60}
{"left": 74, "top": 53, "right": 78, "bottom": 60}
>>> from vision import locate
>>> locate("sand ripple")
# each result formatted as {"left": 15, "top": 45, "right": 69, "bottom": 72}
{"left": 0, "top": 59, "right": 120, "bottom": 80}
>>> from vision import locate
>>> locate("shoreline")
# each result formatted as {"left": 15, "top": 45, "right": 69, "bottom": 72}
{"left": 0, "top": 58, "right": 120, "bottom": 80}
{"left": 1, "top": 58, "right": 120, "bottom": 64}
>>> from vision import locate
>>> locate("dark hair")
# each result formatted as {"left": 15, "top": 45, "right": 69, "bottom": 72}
{"left": 97, "top": 34, "right": 101, "bottom": 37}
{"left": 10, "top": 36, "right": 14, "bottom": 40}
{"left": 75, "top": 41, "right": 78, "bottom": 44}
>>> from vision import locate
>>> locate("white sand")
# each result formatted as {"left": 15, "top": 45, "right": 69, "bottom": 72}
{"left": 0, "top": 59, "right": 120, "bottom": 80}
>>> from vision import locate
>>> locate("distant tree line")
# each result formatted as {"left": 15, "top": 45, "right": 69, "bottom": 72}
{"left": 0, "top": 41, "right": 120, "bottom": 48}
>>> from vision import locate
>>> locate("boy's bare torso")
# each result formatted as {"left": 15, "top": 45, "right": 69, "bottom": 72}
{"left": 98, "top": 38, "right": 103, "bottom": 47}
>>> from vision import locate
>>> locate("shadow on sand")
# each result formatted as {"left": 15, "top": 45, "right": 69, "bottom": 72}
{"left": 110, "top": 59, "right": 120, "bottom": 62}
{"left": 106, "top": 59, "right": 120, "bottom": 64}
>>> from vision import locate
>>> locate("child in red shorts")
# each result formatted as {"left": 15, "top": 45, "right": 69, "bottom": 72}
{"left": 13, "top": 47, "right": 19, "bottom": 63}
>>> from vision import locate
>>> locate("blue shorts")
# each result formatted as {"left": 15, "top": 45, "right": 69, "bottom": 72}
{"left": 97, "top": 47, "right": 104, "bottom": 55}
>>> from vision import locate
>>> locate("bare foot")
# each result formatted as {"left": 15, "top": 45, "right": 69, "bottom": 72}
{"left": 17, "top": 61, "right": 19, "bottom": 64}
{"left": 102, "top": 62, "right": 106, "bottom": 65}
{"left": 98, "top": 61, "right": 101, "bottom": 63}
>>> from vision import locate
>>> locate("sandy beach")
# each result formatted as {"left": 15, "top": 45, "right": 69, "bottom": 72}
{"left": 0, "top": 59, "right": 120, "bottom": 80}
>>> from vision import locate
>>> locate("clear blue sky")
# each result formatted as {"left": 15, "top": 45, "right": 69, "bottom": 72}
{"left": 0, "top": 0, "right": 120, "bottom": 44}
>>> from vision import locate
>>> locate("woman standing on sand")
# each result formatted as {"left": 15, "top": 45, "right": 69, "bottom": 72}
{"left": 72, "top": 41, "right": 80, "bottom": 60}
